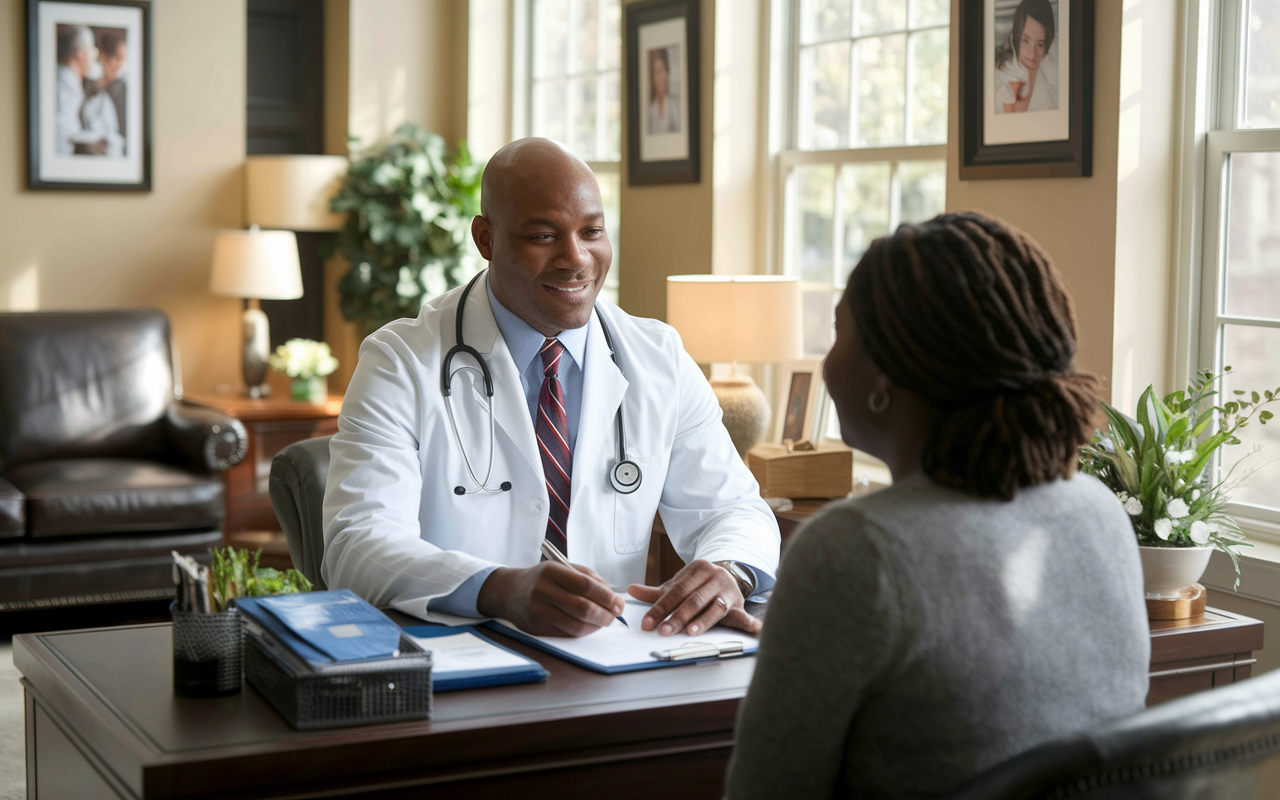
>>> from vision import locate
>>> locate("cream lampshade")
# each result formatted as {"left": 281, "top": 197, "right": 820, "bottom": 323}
{"left": 667, "top": 275, "right": 803, "bottom": 455}
{"left": 245, "top": 155, "right": 348, "bottom": 231}
{"left": 210, "top": 227, "right": 304, "bottom": 397}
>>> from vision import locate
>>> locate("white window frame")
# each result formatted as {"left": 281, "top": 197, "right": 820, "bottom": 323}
{"left": 1177, "top": 0, "right": 1280, "bottom": 543}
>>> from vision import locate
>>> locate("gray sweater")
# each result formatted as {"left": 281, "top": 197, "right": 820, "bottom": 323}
{"left": 724, "top": 472, "right": 1150, "bottom": 798}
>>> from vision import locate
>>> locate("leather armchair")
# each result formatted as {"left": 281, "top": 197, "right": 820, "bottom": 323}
{"left": 947, "top": 667, "right": 1280, "bottom": 799}
{"left": 0, "top": 310, "right": 247, "bottom": 611}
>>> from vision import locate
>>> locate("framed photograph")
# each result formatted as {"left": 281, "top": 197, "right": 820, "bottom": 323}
{"left": 26, "top": 0, "right": 152, "bottom": 191}
{"left": 958, "top": 0, "right": 1093, "bottom": 180}
{"left": 625, "top": 0, "right": 700, "bottom": 185}
{"left": 771, "top": 360, "right": 824, "bottom": 445}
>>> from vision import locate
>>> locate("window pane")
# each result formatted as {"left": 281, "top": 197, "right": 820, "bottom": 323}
{"left": 1224, "top": 152, "right": 1280, "bottom": 319}
{"left": 599, "top": 72, "right": 622, "bottom": 161}
{"left": 840, "top": 163, "right": 890, "bottom": 281}
{"left": 533, "top": 0, "right": 569, "bottom": 79}
{"left": 569, "top": 76, "right": 598, "bottom": 158}
{"left": 1221, "top": 325, "right": 1280, "bottom": 509}
{"left": 854, "top": 35, "right": 906, "bottom": 147}
{"left": 798, "top": 42, "right": 851, "bottom": 150}
{"left": 1244, "top": 0, "right": 1280, "bottom": 129}
{"left": 803, "top": 289, "right": 836, "bottom": 356}
{"left": 532, "top": 80, "right": 568, "bottom": 142}
{"left": 601, "top": 0, "right": 621, "bottom": 70}
{"left": 912, "top": 0, "right": 949, "bottom": 28}
{"left": 909, "top": 28, "right": 949, "bottom": 144}
{"left": 856, "top": 0, "right": 905, "bottom": 35}
{"left": 899, "top": 160, "right": 946, "bottom": 224}
{"left": 793, "top": 164, "right": 836, "bottom": 285}
{"left": 596, "top": 168, "right": 620, "bottom": 304}
{"left": 800, "top": 0, "right": 851, "bottom": 44}
{"left": 569, "top": 0, "right": 599, "bottom": 74}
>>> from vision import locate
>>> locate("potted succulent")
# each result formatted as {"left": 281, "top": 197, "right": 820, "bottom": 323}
{"left": 268, "top": 338, "right": 339, "bottom": 403}
{"left": 1079, "top": 368, "right": 1278, "bottom": 596}
{"left": 329, "top": 122, "right": 483, "bottom": 336}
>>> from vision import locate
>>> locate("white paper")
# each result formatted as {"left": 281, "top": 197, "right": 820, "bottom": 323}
{"left": 496, "top": 599, "right": 758, "bottom": 669}
{"left": 409, "top": 632, "right": 533, "bottom": 674}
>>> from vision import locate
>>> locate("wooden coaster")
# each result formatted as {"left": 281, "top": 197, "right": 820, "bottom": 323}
{"left": 1146, "top": 583, "right": 1207, "bottom": 620}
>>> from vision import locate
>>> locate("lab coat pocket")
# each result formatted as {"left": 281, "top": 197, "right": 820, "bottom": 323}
{"left": 612, "top": 455, "right": 659, "bottom": 554}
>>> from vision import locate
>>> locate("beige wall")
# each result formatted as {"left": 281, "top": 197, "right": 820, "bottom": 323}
{"left": 618, "top": 0, "right": 717, "bottom": 320}
{"left": 945, "top": 0, "right": 1124, "bottom": 392}
{"left": 0, "top": 0, "right": 247, "bottom": 396}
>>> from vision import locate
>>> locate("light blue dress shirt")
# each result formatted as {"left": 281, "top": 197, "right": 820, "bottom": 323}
{"left": 429, "top": 280, "right": 773, "bottom": 617}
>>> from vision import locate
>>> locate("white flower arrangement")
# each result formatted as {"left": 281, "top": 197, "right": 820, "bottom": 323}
{"left": 267, "top": 338, "right": 339, "bottom": 380}
{"left": 1079, "top": 368, "right": 1280, "bottom": 589}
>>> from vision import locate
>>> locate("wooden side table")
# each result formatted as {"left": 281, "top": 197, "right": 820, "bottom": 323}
{"left": 183, "top": 392, "right": 342, "bottom": 567}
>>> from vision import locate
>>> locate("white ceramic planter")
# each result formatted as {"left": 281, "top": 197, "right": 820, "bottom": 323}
{"left": 1138, "top": 545, "right": 1215, "bottom": 600}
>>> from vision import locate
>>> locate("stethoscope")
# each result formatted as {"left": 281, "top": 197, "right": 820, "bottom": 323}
{"left": 442, "top": 270, "right": 643, "bottom": 497}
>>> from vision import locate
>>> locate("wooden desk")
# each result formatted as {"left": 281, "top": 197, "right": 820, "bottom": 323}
{"left": 16, "top": 620, "right": 751, "bottom": 799}
{"left": 184, "top": 392, "right": 342, "bottom": 567}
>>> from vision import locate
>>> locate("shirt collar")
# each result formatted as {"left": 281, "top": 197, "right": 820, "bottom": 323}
{"left": 485, "top": 274, "right": 589, "bottom": 375}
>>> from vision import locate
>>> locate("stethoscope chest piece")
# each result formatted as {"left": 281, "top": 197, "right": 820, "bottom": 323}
{"left": 610, "top": 459, "right": 642, "bottom": 494}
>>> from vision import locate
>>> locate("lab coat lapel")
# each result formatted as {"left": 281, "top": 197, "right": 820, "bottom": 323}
{"left": 570, "top": 312, "right": 628, "bottom": 510}
{"left": 456, "top": 280, "right": 543, "bottom": 478}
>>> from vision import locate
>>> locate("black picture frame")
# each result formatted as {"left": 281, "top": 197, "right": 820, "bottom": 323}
{"left": 958, "top": 0, "right": 1093, "bottom": 180}
{"left": 625, "top": 0, "right": 700, "bottom": 186}
{"left": 26, "top": 0, "right": 152, "bottom": 191}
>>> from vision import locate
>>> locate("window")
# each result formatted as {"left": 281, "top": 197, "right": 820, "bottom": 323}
{"left": 779, "top": 0, "right": 950, "bottom": 358}
{"left": 518, "top": 0, "right": 623, "bottom": 303}
{"left": 1199, "top": 0, "right": 1280, "bottom": 519}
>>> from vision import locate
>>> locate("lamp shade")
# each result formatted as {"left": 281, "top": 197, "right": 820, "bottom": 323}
{"left": 245, "top": 155, "right": 348, "bottom": 231}
{"left": 209, "top": 228, "right": 304, "bottom": 300}
{"left": 667, "top": 275, "right": 802, "bottom": 363}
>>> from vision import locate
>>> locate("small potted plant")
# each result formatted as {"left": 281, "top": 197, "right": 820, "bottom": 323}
{"left": 268, "top": 338, "right": 339, "bottom": 403}
{"left": 1079, "top": 368, "right": 1278, "bottom": 598}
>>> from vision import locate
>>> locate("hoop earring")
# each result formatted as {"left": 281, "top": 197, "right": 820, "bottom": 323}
{"left": 868, "top": 389, "right": 890, "bottom": 414}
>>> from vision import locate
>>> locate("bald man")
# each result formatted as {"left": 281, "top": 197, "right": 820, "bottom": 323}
{"left": 323, "top": 138, "right": 779, "bottom": 638}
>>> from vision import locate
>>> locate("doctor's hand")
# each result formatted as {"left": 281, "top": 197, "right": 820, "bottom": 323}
{"left": 476, "top": 562, "right": 625, "bottom": 638}
{"left": 627, "top": 560, "right": 762, "bottom": 638}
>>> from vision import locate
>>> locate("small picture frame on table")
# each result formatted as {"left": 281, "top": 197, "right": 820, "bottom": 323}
{"left": 771, "top": 360, "right": 824, "bottom": 445}
{"left": 26, "top": 0, "right": 152, "bottom": 191}
{"left": 625, "top": 0, "right": 700, "bottom": 185}
{"left": 958, "top": 0, "right": 1093, "bottom": 180}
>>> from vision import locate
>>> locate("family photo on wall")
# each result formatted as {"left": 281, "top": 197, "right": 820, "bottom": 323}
{"left": 626, "top": 0, "right": 700, "bottom": 185}
{"left": 27, "top": 0, "right": 151, "bottom": 190}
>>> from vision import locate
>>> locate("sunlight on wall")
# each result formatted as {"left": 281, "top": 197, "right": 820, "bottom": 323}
{"left": 7, "top": 264, "right": 39, "bottom": 311}
{"left": 1002, "top": 526, "right": 1048, "bottom": 624}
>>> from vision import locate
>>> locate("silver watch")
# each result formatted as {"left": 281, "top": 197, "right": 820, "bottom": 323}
{"left": 713, "top": 560, "right": 756, "bottom": 599}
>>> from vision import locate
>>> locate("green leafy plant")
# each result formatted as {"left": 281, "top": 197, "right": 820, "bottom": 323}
{"left": 1078, "top": 368, "right": 1280, "bottom": 587}
{"left": 210, "top": 547, "right": 312, "bottom": 613}
{"left": 330, "top": 122, "right": 483, "bottom": 336}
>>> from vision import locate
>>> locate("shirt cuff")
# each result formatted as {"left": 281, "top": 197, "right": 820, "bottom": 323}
{"left": 741, "top": 563, "right": 776, "bottom": 603}
{"left": 427, "top": 566, "right": 500, "bottom": 618}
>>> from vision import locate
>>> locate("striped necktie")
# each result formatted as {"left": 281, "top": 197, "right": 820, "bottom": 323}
{"left": 536, "top": 338, "right": 572, "bottom": 556}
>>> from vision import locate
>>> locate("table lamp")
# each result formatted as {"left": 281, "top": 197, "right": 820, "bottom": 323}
{"left": 667, "top": 275, "right": 802, "bottom": 456}
{"left": 245, "top": 155, "right": 348, "bottom": 231}
{"left": 209, "top": 226, "right": 304, "bottom": 397}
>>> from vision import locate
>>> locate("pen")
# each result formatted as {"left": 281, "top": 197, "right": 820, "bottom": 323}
{"left": 539, "top": 539, "right": 628, "bottom": 628}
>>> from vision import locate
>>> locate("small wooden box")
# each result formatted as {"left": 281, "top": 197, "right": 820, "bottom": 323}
{"left": 747, "top": 442, "right": 853, "bottom": 499}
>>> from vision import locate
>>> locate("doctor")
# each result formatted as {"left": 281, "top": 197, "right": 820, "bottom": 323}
{"left": 323, "top": 138, "right": 780, "bottom": 638}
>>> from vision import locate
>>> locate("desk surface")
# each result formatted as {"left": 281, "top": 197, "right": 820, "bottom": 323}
{"left": 16, "top": 619, "right": 753, "bottom": 799}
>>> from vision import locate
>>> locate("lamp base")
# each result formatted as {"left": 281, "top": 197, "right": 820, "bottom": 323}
{"left": 242, "top": 306, "right": 270, "bottom": 397}
{"left": 711, "top": 376, "right": 770, "bottom": 457}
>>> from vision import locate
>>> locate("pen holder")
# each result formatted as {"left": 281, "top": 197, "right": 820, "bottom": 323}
{"left": 172, "top": 603, "right": 243, "bottom": 697}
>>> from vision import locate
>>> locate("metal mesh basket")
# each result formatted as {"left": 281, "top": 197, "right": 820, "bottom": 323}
{"left": 244, "top": 629, "right": 433, "bottom": 730}
{"left": 172, "top": 606, "right": 243, "bottom": 697}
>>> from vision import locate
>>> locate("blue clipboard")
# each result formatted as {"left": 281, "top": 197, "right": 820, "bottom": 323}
{"left": 402, "top": 625, "right": 548, "bottom": 691}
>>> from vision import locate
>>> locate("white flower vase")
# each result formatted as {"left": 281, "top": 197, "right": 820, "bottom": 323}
{"left": 1138, "top": 545, "right": 1214, "bottom": 600}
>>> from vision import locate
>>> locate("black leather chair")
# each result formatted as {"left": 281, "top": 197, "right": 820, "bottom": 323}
{"left": 948, "top": 667, "right": 1280, "bottom": 799}
{"left": 269, "top": 434, "right": 332, "bottom": 590}
{"left": 0, "top": 310, "right": 247, "bottom": 611}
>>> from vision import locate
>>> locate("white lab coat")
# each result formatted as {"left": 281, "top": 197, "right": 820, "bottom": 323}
{"left": 322, "top": 279, "right": 780, "bottom": 622}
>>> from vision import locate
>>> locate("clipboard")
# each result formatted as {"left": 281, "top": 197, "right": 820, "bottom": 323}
{"left": 485, "top": 599, "right": 759, "bottom": 675}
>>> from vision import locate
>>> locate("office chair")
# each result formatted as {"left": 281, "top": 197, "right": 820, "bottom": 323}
{"left": 268, "top": 435, "right": 333, "bottom": 590}
{"left": 947, "top": 666, "right": 1280, "bottom": 799}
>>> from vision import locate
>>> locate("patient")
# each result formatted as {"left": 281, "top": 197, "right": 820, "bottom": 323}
{"left": 724, "top": 212, "right": 1149, "bottom": 797}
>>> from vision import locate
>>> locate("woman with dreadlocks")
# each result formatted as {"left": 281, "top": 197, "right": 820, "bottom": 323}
{"left": 724, "top": 212, "right": 1148, "bottom": 798}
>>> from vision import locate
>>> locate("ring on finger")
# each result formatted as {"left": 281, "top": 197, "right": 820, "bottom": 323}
{"left": 714, "top": 596, "right": 728, "bottom": 612}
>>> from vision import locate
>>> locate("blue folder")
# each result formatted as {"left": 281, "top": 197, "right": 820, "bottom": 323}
{"left": 236, "top": 590, "right": 402, "bottom": 667}
{"left": 401, "top": 625, "right": 548, "bottom": 691}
